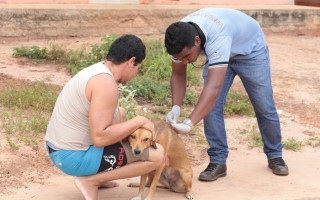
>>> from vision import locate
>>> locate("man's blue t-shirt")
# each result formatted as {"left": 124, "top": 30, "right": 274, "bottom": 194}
{"left": 176, "top": 8, "right": 266, "bottom": 68}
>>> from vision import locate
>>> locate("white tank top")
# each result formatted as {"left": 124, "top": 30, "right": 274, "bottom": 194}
{"left": 45, "top": 61, "right": 117, "bottom": 150}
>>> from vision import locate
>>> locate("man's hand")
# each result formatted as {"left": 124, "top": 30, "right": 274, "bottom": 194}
{"left": 171, "top": 118, "right": 194, "bottom": 134}
{"left": 166, "top": 105, "right": 180, "bottom": 124}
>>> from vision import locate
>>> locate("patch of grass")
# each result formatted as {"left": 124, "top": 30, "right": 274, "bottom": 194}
{"left": 1, "top": 109, "right": 47, "bottom": 150}
{"left": 140, "top": 38, "right": 172, "bottom": 81}
{"left": 66, "top": 35, "right": 120, "bottom": 75}
{"left": 128, "top": 77, "right": 168, "bottom": 101}
{"left": 0, "top": 81, "right": 59, "bottom": 112}
{"left": 46, "top": 43, "right": 70, "bottom": 64}
{"left": 66, "top": 44, "right": 98, "bottom": 75}
{"left": 225, "top": 90, "right": 255, "bottom": 116}
{"left": 1, "top": 110, "right": 50, "bottom": 137}
{"left": 0, "top": 81, "right": 57, "bottom": 148}
{"left": 183, "top": 88, "right": 199, "bottom": 106}
{"left": 13, "top": 46, "right": 49, "bottom": 63}
{"left": 118, "top": 84, "right": 138, "bottom": 120}
{"left": 140, "top": 39, "right": 201, "bottom": 84}
{"left": 140, "top": 105, "right": 181, "bottom": 121}
{"left": 0, "top": 110, "right": 50, "bottom": 149}
{"left": 247, "top": 124, "right": 263, "bottom": 148}
{"left": 128, "top": 77, "right": 198, "bottom": 106}
{"left": 30, "top": 111, "right": 51, "bottom": 134}
{"left": 1, "top": 111, "right": 14, "bottom": 134}
{"left": 247, "top": 127, "right": 305, "bottom": 152}
{"left": 129, "top": 38, "right": 201, "bottom": 107}
{"left": 179, "top": 108, "right": 192, "bottom": 119}
{"left": 20, "top": 135, "right": 39, "bottom": 147}
{"left": 190, "top": 127, "right": 208, "bottom": 146}
{"left": 13, "top": 35, "right": 120, "bottom": 75}
{"left": 306, "top": 136, "right": 320, "bottom": 147}
{"left": 6, "top": 136, "right": 20, "bottom": 150}
{"left": 282, "top": 137, "right": 303, "bottom": 152}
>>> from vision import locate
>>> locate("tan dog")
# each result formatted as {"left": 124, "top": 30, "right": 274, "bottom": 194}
{"left": 127, "top": 119, "right": 193, "bottom": 200}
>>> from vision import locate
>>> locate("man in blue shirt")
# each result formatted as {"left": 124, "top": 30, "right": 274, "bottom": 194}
{"left": 165, "top": 8, "right": 289, "bottom": 182}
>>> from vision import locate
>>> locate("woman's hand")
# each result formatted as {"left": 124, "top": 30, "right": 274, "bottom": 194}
{"left": 136, "top": 116, "right": 156, "bottom": 141}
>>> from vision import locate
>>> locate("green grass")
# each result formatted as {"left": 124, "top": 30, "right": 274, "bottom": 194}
{"left": 225, "top": 90, "right": 255, "bottom": 116}
{"left": 128, "top": 38, "right": 201, "bottom": 106}
{"left": 118, "top": 84, "right": 138, "bottom": 120}
{"left": 140, "top": 38, "right": 172, "bottom": 81}
{"left": 0, "top": 82, "right": 58, "bottom": 149}
{"left": 1, "top": 109, "right": 51, "bottom": 148}
{"left": 0, "top": 81, "right": 59, "bottom": 111}
{"left": 282, "top": 137, "right": 303, "bottom": 152}
{"left": 13, "top": 46, "right": 49, "bottom": 63}
{"left": 247, "top": 124, "right": 264, "bottom": 148}
{"left": 306, "top": 136, "right": 320, "bottom": 147}
{"left": 6, "top": 136, "right": 20, "bottom": 150}
{"left": 246, "top": 126, "right": 306, "bottom": 152}
{"left": 190, "top": 126, "right": 208, "bottom": 146}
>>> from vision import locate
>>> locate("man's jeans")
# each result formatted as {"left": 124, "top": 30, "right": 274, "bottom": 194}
{"left": 202, "top": 46, "right": 283, "bottom": 165}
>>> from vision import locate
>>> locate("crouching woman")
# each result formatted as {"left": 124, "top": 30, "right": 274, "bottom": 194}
{"left": 45, "top": 35, "right": 164, "bottom": 200}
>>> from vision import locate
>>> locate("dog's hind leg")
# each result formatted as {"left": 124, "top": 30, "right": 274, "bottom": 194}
{"left": 158, "top": 171, "right": 170, "bottom": 189}
{"left": 180, "top": 170, "right": 193, "bottom": 200}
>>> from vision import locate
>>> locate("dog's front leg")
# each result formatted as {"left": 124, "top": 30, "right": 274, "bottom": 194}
{"left": 144, "top": 163, "right": 165, "bottom": 200}
{"left": 131, "top": 174, "right": 148, "bottom": 200}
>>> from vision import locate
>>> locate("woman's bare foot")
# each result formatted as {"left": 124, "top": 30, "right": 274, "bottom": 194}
{"left": 74, "top": 177, "right": 99, "bottom": 200}
{"left": 99, "top": 181, "right": 119, "bottom": 188}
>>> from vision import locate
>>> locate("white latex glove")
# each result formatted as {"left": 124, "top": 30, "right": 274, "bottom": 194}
{"left": 166, "top": 105, "right": 180, "bottom": 124}
{"left": 171, "top": 118, "right": 194, "bottom": 134}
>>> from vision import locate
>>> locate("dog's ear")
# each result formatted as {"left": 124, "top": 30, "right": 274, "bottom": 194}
{"left": 122, "top": 136, "right": 129, "bottom": 143}
{"left": 151, "top": 141, "right": 157, "bottom": 149}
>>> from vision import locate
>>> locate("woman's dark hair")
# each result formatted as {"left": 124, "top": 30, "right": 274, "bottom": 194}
{"left": 165, "top": 22, "right": 198, "bottom": 55}
{"left": 106, "top": 34, "right": 146, "bottom": 65}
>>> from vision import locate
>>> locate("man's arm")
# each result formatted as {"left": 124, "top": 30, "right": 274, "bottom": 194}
{"left": 189, "top": 66, "right": 227, "bottom": 126}
{"left": 171, "top": 61, "right": 188, "bottom": 106}
{"left": 87, "top": 74, "right": 154, "bottom": 148}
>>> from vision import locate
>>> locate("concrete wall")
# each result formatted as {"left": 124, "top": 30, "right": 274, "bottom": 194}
{"left": 0, "top": 5, "right": 319, "bottom": 40}
{"left": 91, "top": 0, "right": 139, "bottom": 4}
{"left": 0, "top": 0, "right": 89, "bottom": 3}
{"left": 140, "top": 0, "right": 295, "bottom": 5}
{"left": 0, "top": 0, "right": 295, "bottom": 4}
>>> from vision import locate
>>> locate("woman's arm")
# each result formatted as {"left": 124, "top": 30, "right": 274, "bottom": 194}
{"left": 86, "top": 74, "right": 154, "bottom": 149}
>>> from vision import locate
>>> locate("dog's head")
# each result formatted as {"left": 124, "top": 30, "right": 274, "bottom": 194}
{"left": 125, "top": 128, "right": 157, "bottom": 157}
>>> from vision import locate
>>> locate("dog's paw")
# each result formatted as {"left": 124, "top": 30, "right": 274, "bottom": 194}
{"left": 131, "top": 196, "right": 143, "bottom": 200}
{"left": 186, "top": 193, "right": 194, "bottom": 200}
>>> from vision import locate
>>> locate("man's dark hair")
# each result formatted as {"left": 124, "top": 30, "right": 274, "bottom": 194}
{"left": 165, "top": 22, "right": 198, "bottom": 55}
{"left": 106, "top": 34, "right": 146, "bottom": 65}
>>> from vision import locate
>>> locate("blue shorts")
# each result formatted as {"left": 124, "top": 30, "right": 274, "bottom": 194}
{"left": 46, "top": 141, "right": 149, "bottom": 177}
{"left": 46, "top": 144, "right": 104, "bottom": 176}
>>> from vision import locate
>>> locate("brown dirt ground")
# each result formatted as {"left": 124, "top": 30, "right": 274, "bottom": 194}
{"left": 0, "top": 34, "right": 320, "bottom": 200}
